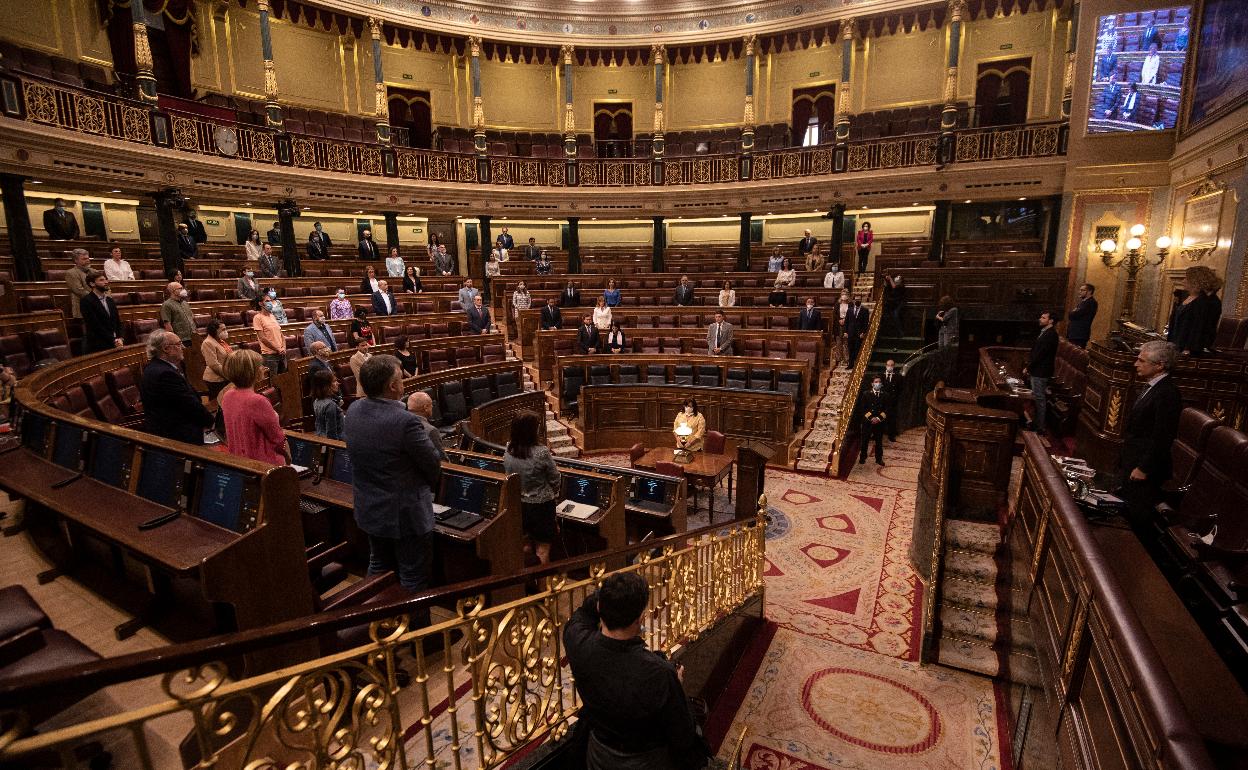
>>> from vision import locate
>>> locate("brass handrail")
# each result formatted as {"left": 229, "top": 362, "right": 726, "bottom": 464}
{"left": 829, "top": 283, "right": 885, "bottom": 472}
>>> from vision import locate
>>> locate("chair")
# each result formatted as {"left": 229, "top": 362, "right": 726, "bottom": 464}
{"left": 562, "top": 366, "right": 585, "bottom": 416}
{"left": 425, "top": 349, "right": 450, "bottom": 372}
{"left": 640, "top": 337, "right": 661, "bottom": 354}
{"left": 767, "top": 340, "right": 792, "bottom": 359}
{"left": 482, "top": 343, "right": 506, "bottom": 363}
{"left": 696, "top": 365, "right": 720, "bottom": 386}
{"left": 105, "top": 367, "right": 142, "bottom": 415}
{"left": 0, "top": 335, "right": 32, "bottom": 377}
{"left": 726, "top": 368, "right": 748, "bottom": 389}
{"left": 748, "top": 369, "right": 774, "bottom": 390}
{"left": 467, "top": 376, "right": 493, "bottom": 406}
{"left": 495, "top": 372, "right": 521, "bottom": 398}
{"left": 453, "top": 346, "right": 479, "bottom": 367}
{"left": 33, "top": 329, "right": 71, "bottom": 362}
{"left": 705, "top": 431, "right": 726, "bottom": 455}
{"left": 629, "top": 443, "right": 646, "bottom": 468}
{"left": 646, "top": 364, "right": 667, "bottom": 384}
{"left": 589, "top": 365, "right": 611, "bottom": 386}
{"left": 81, "top": 376, "right": 124, "bottom": 423}
{"left": 617, "top": 365, "right": 640, "bottom": 384}
{"left": 440, "top": 381, "right": 468, "bottom": 424}
{"left": 655, "top": 460, "right": 696, "bottom": 511}
{"left": 673, "top": 365, "right": 694, "bottom": 385}
{"left": 743, "top": 339, "right": 765, "bottom": 357}
{"left": 777, "top": 371, "right": 803, "bottom": 417}
{"left": 661, "top": 337, "right": 683, "bottom": 353}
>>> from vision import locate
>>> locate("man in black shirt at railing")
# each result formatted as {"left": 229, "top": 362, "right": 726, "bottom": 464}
{"left": 565, "top": 572, "right": 711, "bottom": 770}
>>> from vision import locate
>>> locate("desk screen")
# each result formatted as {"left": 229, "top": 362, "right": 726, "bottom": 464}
{"left": 51, "top": 423, "right": 85, "bottom": 471}
{"left": 464, "top": 455, "right": 503, "bottom": 472}
{"left": 635, "top": 476, "right": 669, "bottom": 504}
{"left": 89, "top": 434, "right": 128, "bottom": 487}
{"left": 566, "top": 475, "right": 601, "bottom": 507}
{"left": 329, "top": 449, "right": 353, "bottom": 484}
{"left": 136, "top": 449, "right": 181, "bottom": 507}
{"left": 21, "top": 412, "right": 48, "bottom": 453}
{"left": 195, "top": 464, "right": 247, "bottom": 532}
{"left": 441, "top": 473, "right": 486, "bottom": 514}
{"left": 288, "top": 436, "right": 317, "bottom": 470}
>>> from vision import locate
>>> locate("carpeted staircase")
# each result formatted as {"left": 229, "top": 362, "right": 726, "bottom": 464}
{"left": 935, "top": 520, "right": 1039, "bottom": 685}
{"left": 514, "top": 349, "right": 581, "bottom": 458}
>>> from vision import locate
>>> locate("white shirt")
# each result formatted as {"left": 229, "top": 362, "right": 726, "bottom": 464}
{"left": 385, "top": 257, "right": 405, "bottom": 277}
{"left": 245, "top": 241, "right": 264, "bottom": 261}
{"left": 718, "top": 290, "right": 736, "bottom": 307}
{"left": 103, "top": 258, "right": 134, "bottom": 281}
{"left": 485, "top": 261, "right": 501, "bottom": 277}
{"left": 492, "top": 248, "right": 509, "bottom": 262}
{"left": 1140, "top": 53, "right": 1160, "bottom": 85}
{"left": 593, "top": 306, "right": 612, "bottom": 331}
{"left": 824, "top": 271, "right": 845, "bottom": 289}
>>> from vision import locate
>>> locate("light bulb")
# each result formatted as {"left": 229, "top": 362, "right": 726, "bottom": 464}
{"left": 1155, "top": 235, "right": 1172, "bottom": 250}
{"left": 1100, "top": 239, "right": 1117, "bottom": 253}
{"left": 1127, "top": 237, "right": 1142, "bottom": 251}
{"left": 1129, "top": 223, "right": 1146, "bottom": 238}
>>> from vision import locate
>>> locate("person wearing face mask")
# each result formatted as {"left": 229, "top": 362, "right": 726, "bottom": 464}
{"left": 512, "top": 282, "right": 532, "bottom": 322}
{"left": 267, "top": 221, "right": 283, "bottom": 246}
{"left": 859, "top": 376, "right": 888, "bottom": 466}
{"left": 798, "top": 297, "right": 822, "bottom": 331}
{"left": 160, "top": 281, "right": 196, "bottom": 346}
{"left": 311, "top": 368, "right": 345, "bottom": 441}
{"left": 672, "top": 398, "right": 706, "bottom": 452}
{"left": 303, "top": 309, "right": 338, "bottom": 355}
{"left": 329, "top": 289, "right": 353, "bottom": 320}
{"left": 201, "top": 320, "right": 233, "bottom": 435}
{"left": 177, "top": 223, "right": 198, "bottom": 261}
{"left": 844, "top": 295, "right": 870, "bottom": 368}
{"left": 359, "top": 228, "right": 380, "bottom": 261}
{"left": 258, "top": 243, "right": 282, "bottom": 279}
{"left": 386, "top": 247, "right": 405, "bottom": 278}
{"left": 880, "top": 359, "right": 902, "bottom": 442}
{"left": 80, "top": 271, "right": 123, "bottom": 354}
{"left": 236, "top": 267, "right": 261, "bottom": 300}
{"left": 43, "top": 198, "right": 80, "bottom": 240}
{"left": 184, "top": 210, "right": 207, "bottom": 244}
{"left": 434, "top": 244, "right": 454, "bottom": 276}
{"left": 253, "top": 296, "right": 288, "bottom": 374}
{"left": 244, "top": 229, "right": 264, "bottom": 261}
{"left": 264, "top": 289, "right": 288, "bottom": 324}
{"left": 307, "top": 222, "right": 332, "bottom": 260}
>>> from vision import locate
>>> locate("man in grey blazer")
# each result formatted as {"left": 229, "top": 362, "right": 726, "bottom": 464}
{"left": 707, "top": 311, "right": 734, "bottom": 355}
{"left": 345, "top": 355, "right": 444, "bottom": 595}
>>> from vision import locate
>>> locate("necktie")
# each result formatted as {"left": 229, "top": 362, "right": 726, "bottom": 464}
{"left": 715, "top": 324, "right": 721, "bottom": 349}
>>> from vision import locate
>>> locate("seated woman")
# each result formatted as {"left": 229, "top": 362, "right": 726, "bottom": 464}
{"left": 672, "top": 397, "right": 706, "bottom": 452}
{"left": 603, "top": 279, "right": 622, "bottom": 308}
{"left": 310, "top": 368, "right": 344, "bottom": 440}
{"left": 485, "top": 251, "right": 502, "bottom": 279}
{"left": 769, "top": 258, "right": 796, "bottom": 307}
{"left": 718, "top": 280, "right": 736, "bottom": 308}
{"left": 401, "top": 265, "right": 423, "bottom": 294}
{"left": 220, "top": 349, "right": 290, "bottom": 465}
{"left": 604, "top": 320, "right": 627, "bottom": 354}
{"left": 593, "top": 296, "right": 613, "bottom": 336}
{"left": 503, "top": 411, "right": 561, "bottom": 565}
{"left": 350, "top": 307, "right": 374, "bottom": 346}
{"left": 393, "top": 335, "right": 419, "bottom": 377}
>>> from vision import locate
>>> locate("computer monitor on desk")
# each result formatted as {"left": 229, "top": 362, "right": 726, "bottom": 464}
{"left": 559, "top": 473, "right": 607, "bottom": 520}
{"left": 88, "top": 433, "right": 131, "bottom": 488}
{"left": 631, "top": 474, "right": 675, "bottom": 510}
{"left": 135, "top": 447, "right": 186, "bottom": 509}
{"left": 192, "top": 463, "right": 259, "bottom": 533}
{"left": 287, "top": 435, "right": 322, "bottom": 475}
{"left": 440, "top": 472, "right": 488, "bottom": 516}
{"left": 327, "top": 448, "right": 353, "bottom": 484}
{"left": 50, "top": 421, "right": 86, "bottom": 471}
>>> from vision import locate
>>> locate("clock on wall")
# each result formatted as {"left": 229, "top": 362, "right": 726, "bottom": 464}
{"left": 214, "top": 126, "right": 239, "bottom": 157}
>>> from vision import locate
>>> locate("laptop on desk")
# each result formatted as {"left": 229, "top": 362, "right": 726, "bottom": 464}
{"left": 432, "top": 503, "right": 483, "bottom": 531}
{"left": 558, "top": 500, "right": 600, "bottom": 520}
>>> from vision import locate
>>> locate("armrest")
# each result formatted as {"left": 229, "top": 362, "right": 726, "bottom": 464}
{"left": 321, "top": 571, "right": 398, "bottom": 611}
{"left": 306, "top": 541, "right": 352, "bottom": 573}
{"left": 0, "top": 627, "right": 46, "bottom": 669}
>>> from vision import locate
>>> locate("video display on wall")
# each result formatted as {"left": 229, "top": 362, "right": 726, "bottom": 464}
{"left": 1087, "top": 6, "right": 1190, "bottom": 134}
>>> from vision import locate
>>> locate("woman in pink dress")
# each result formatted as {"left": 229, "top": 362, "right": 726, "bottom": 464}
{"left": 220, "top": 349, "right": 289, "bottom": 466}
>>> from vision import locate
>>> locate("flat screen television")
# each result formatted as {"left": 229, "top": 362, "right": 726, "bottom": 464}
{"left": 50, "top": 423, "right": 85, "bottom": 471}
{"left": 135, "top": 449, "right": 182, "bottom": 508}
{"left": 441, "top": 473, "right": 486, "bottom": 515}
{"left": 1087, "top": 7, "right": 1190, "bottom": 133}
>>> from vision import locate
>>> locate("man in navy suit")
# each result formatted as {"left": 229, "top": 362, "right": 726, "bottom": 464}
{"left": 184, "top": 210, "right": 208, "bottom": 244}
{"left": 844, "top": 297, "right": 870, "bottom": 368}
{"left": 796, "top": 229, "right": 818, "bottom": 259}
{"left": 80, "top": 272, "right": 124, "bottom": 354}
{"left": 540, "top": 298, "right": 563, "bottom": 330}
{"left": 498, "top": 226, "right": 515, "bottom": 250}
{"left": 1101, "top": 73, "right": 1123, "bottom": 117}
{"left": 371, "top": 279, "right": 398, "bottom": 316}
{"left": 466, "top": 295, "right": 493, "bottom": 334}
{"left": 1119, "top": 340, "right": 1182, "bottom": 523}
{"left": 798, "top": 297, "right": 823, "bottom": 330}
{"left": 345, "top": 355, "right": 443, "bottom": 593}
{"left": 560, "top": 281, "right": 581, "bottom": 308}
{"left": 140, "top": 330, "right": 213, "bottom": 445}
{"left": 576, "top": 313, "right": 599, "bottom": 354}
{"left": 358, "top": 228, "right": 380, "bottom": 260}
{"left": 1119, "top": 83, "right": 1141, "bottom": 123}
{"left": 176, "top": 223, "right": 197, "bottom": 260}
{"left": 42, "top": 198, "right": 80, "bottom": 240}
{"left": 1023, "top": 310, "right": 1059, "bottom": 434}
{"left": 1066, "top": 283, "right": 1098, "bottom": 348}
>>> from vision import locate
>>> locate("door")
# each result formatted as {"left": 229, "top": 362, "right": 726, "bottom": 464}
{"left": 80, "top": 202, "right": 107, "bottom": 240}
{"left": 593, "top": 103, "right": 633, "bottom": 157}
{"left": 234, "top": 213, "right": 253, "bottom": 244}
{"left": 975, "top": 58, "right": 1031, "bottom": 127}
{"left": 791, "top": 85, "right": 836, "bottom": 146}
{"left": 387, "top": 87, "right": 432, "bottom": 148}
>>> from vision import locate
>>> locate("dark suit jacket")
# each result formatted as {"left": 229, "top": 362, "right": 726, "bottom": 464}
{"left": 576, "top": 324, "right": 599, "bottom": 354}
{"left": 845, "top": 306, "right": 869, "bottom": 340}
{"left": 1028, "top": 327, "right": 1058, "bottom": 377}
{"left": 80, "top": 292, "right": 122, "bottom": 353}
{"left": 880, "top": 370, "right": 903, "bottom": 401}
{"left": 177, "top": 234, "right": 197, "bottom": 258}
{"left": 307, "top": 233, "right": 330, "bottom": 260}
{"left": 674, "top": 285, "right": 695, "bottom": 306}
{"left": 1066, "top": 297, "right": 1098, "bottom": 342}
{"left": 141, "top": 359, "right": 213, "bottom": 445}
{"left": 43, "top": 208, "right": 80, "bottom": 240}
{"left": 186, "top": 218, "right": 207, "bottom": 244}
{"left": 371, "top": 290, "right": 398, "bottom": 316}
{"left": 344, "top": 397, "right": 442, "bottom": 538}
{"left": 860, "top": 391, "right": 888, "bottom": 425}
{"left": 1121, "top": 374, "right": 1181, "bottom": 482}
{"left": 267, "top": 227, "right": 282, "bottom": 245}
{"left": 523, "top": 245, "right": 541, "bottom": 260}
{"left": 797, "top": 236, "right": 817, "bottom": 255}
{"left": 798, "top": 306, "right": 823, "bottom": 331}
{"left": 358, "top": 238, "right": 379, "bottom": 260}
{"left": 560, "top": 288, "right": 582, "bottom": 308}
{"left": 540, "top": 305, "right": 563, "bottom": 330}
{"left": 467, "top": 305, "right": 492, "bottom": 334}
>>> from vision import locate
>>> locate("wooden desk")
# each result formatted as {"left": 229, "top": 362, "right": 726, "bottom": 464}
{"left": 635, "top": 447, "right": 734, "bottom": 521}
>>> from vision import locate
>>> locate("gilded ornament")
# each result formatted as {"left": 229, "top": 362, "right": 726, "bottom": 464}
{"left": 1105, "top": 389, "right": 1122, "bottom": 431}
{"left": 22, "top": 82, "right": 58, "bottom": 125}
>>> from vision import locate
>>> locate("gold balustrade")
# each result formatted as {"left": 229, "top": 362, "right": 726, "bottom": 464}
{"left": 829, "top": 283, "right": 885, "bottom": 471}
{"left": 0, "top": 506, "right": 767, "bottom": 769}
{"left": 953, "top": 122, "right": 1062, "bottom": 162}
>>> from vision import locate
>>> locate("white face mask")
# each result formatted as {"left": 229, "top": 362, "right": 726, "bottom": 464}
{"left": 886, "top": 366, "right": 894, "bottom": 374}
{"left": 337, "top": 292, "right": 345, "bottom": 299}
{"left": 177, "top": 290, "right": 188, "bottom": 300}
{"left": 684, "top": 407, "right": 693, "bottom": 415}
{"left": 872, "top": 383, "right": 882, "bottom": 392}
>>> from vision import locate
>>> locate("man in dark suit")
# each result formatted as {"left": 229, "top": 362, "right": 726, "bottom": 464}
{"left": 466, "top": 295, "right": 493, "bottom": 334}
{"left": 184, "top": 210, "right": 207, "bottom": 244}
{"left": 859, "top": 376, "right": 888, "bottom": 465}
{"left": 358, "top": 228, "right": 380, "bottom": 260}
{"left": 576, "top": 313, "right": 599, "bottom": 354}
{"left": 881, "top": 359, "right": 903, "bottom": 441}
{"left": 140, "top": 330, "right": 213, "bottom": 445}
{"left": 345, "top": 354, "right": 443, "bottom": 594}
{"left": 798, "top": 297, "right": 823, "bottom": 330}
{"left": 673, "top": 275, "right": 695, "bottom": 306}
{"left": 176, "top": 223, "right": 197, "bottom": 260}
{"left": 844, "top": 297, "right": 869, "bottom": 368}
{"left": 1119, "top": 340, "right": 1182, "bottom": 524}
{"left": 267, "top": 221, "right": 283, "bottom": 245}
{"left": 498, "top": 227, "right": 514, "bottom": 251}
{"left": 80, "top": 272, "right": 124, "bottom": 354}
{"left": 371, "top": 279, "right": 398, "bottom": 316}
{"left": 522, "top": 237, "right": 541, "bottom": 261}
{"left": 796, "top": 229, "right": 818, "bottom": 259}
{"left": 43, "top": 198, "right": 80, "bottom": 240}
{"left": 1023, "top": 310, "right": 1059, "bottom": 434}
{"left": 307, "top": 223, "right": 331, "bottom": 260}
{"left": 1119, "top": 83, "right": 1141, "bottom": 123}
{"left": 1066, "top": 283, "right": 1098, "bottom": 348}
{"left": 1100, "top": 72, "right": 1123, "bottom": 118}
{"left": 540, "top": 297, "right": 563, "bottom": 330}
{"left": 560, "top": 281, "right": 582, "bottom": 308}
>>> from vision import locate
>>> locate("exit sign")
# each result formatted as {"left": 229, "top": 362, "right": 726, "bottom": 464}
{"left": 999, "top": 43, "right": 1014, "bottom": 50}
{"left": 809, "top": 71, "right": 821, "bottom": 77}
{"left": 607, "top": 88, "right": 618, "bottom": 94}
{"left": 402, "top": 73, "right": 414, "bottom": 79}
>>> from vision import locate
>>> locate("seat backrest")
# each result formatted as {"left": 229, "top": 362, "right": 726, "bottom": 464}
{"left": 705, "top": 430, "right": 726, "bottom": 454}
{"left": 748, "top": 369, "right": 774, "bottom": 389}
{"left": 673, "top": 365, "right": 693, "bottom": 385}
{"left": 697, "top": 365, "right": 720, "bottom": 386}
{"left": 647, "top": 364, "right": 667, "bottom": 384}
{"left": 655, "top": 461, "right": 685, "bottom": 478}
{"left": 590, "top": 365, "right": 610, "bottom": 385}
{"left": 1169, "top": 408, "right": 1222, "bottom": 489}
{"left": 495, "top": 372, "right": 521, "bottom": 397}
{"left": 1179, "top": 426, "right": 1248, "bottom": 526}
{"left": 629, "top": 443, "right": 646, "bottom": 464}
{"left": 81, "top": 376, "right": 123, "bottom": 423}
{"left": 617, "top": 365, "right": 640, "bottom": 384}
{"left": 467, "top": 376, "right": 492, "bottom": 405}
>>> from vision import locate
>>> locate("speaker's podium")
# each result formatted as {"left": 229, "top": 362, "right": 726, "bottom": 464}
{"left": 735, "top": 441, "right": 775, "bottom": 518}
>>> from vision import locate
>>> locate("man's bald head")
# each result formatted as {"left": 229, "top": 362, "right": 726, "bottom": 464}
{"left": 406, "top": 391, "right": 433, "bottom": 419}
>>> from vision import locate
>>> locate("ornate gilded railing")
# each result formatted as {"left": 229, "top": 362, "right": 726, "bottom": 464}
{"left": 0, "top": 508, "right": 767, "bottom": 769}
{"left": 578, "top": 158, "right": 653, "bottom": 187}
{"left": 829, "top": 282, "right": 885, "bottom": 472}
{"left": 953, "top": 121, "right": 1062, "bottom": 162}
{"left": 21, "top": 79, "right": 153, "bottom": 145}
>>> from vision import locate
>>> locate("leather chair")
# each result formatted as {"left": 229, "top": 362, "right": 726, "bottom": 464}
{"left": 617, "top": 365, "right": 640, "bottom": 384}
{"left": 673, "top": 365, "right": 694, "bottom": 385}
{"left": 589, "top": 365, "right": 610, "bottom": 386}
{"left": 748, "top": 369, "right": 774, "bottom": 390}
{"left": 0, "top": 334, "right": 33, "bottom": 376}
{"left": 561, "top": 367, "right": 585, "bottom": 416}
{"left": 697, "top": 365, "right": 720, "bottom": 386}
{"left": 467, "top": 376, "right": 493, "bottom": 406}
{"left": 440, "top": 381, "right": 468, "bottom": 424}
{"left": 105, "top": 366, "right": 143, "bottom": 415}
{"left": 726, "top": 368, "right": 748, "bottom": 389}
{"left": 81, "top": 375, "right": 124, "bottom": 423}
{"left": 646, "top": 364, "right": 667, "bottom": 384}
{"left": 0, "top": 586, "right": 51, "bottom": 643}
{"left": 705, "top": 431, "right": 726, "bottom": 454}
{"left": 629, "top": 443, "right": 646, "bottom": 468}
{"left": 655, "top": 460, "right": 696, "bottom": 511}
{"left": 1161, "top": 408, "right": 1221, "bottom": 500}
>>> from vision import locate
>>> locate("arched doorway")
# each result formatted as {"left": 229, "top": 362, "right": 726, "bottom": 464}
{"left": 387, "top": 88, "right": 432, "bottom": 148}
{"left": 974, "top": 58, "right": 1031, "bottom": 127}
{"left": 593, "top": 104, "right": 634, "bottom": 157}
{"left": 791, "top": 85, "right": 836, "bottom": 146}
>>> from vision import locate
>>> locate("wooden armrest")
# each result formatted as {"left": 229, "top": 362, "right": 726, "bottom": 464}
{"left": 0, "top": 627, "right": 45, "bottom": 669}
{"left": 320, "top": 571, "right": 399, "bottom": 611}
{"left": 306, "top": 541, "right": 352, "bottom": 573}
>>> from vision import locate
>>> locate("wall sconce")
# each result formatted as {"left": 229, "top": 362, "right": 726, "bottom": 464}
{"left": 1100, "top": 224, "right": 1167, "bottom": 321}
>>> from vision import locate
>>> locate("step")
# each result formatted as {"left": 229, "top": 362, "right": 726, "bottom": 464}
{"left": 944, "top": 548, "right": 998, "bottom": 584}
{"left": 937, "top": 604, "right": 1036, "bottom": 649}
{"left": 935, "top": 633, "right": 1040, "bottom": 686}
{"left": 946, "top": 520, "right": 1003, "bottom": 555}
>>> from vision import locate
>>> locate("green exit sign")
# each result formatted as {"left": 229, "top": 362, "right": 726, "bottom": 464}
{"left": 402, "top": 73, "right": 414, "bottom": 80}
{"left": 999, "top": 43, "right": 1014, "bottom": 50}
{"left": 607, "top": 88, "right": 618, "bottom": 94}
{"left": 206, "top": 219, "right": 221, "bottom": 226}
{"left": 809, "top": 71, "right": 821, "bottom": 77}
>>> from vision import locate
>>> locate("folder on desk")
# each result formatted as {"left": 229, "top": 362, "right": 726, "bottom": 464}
{"left": 558, "top": 500, "right": 600, "bottom": 520}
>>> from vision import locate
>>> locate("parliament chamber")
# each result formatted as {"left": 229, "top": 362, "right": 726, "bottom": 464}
{"left": 0, "top": 0, "right": 1245, "bottom": 768}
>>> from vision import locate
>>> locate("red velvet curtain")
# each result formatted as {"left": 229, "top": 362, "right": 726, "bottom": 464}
{"left": 143, "top": 0, "right": 196, "bottom": 98}
{"left": 97, "top": 0, "right": 137, "bottom": 80}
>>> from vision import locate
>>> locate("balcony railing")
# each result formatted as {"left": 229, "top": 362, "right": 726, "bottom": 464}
{"left": 9, "top": 75, "right": 1065, "bottom": 190}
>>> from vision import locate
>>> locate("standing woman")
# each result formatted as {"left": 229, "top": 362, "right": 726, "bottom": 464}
{"left": 220, "top": 349, "right": 290, "bottom": 465}
{"left": 504, "top": 411, "right": 561, "bottom": 565}
{"left": 201, "top": 320, "right": 232, "bottom": 437}
{"left": 673, "top": 397, "right": 706, "bottom": 452}
{"left": 402, "top": 265, "right": 424, "bottom": 294}
{"left": 329, "top": 288, "right": 353, "bottom": 320}
{"left": 350, "top": 307, "right": 374, "bottom": 346}
{"left": 769, "top": 258, "right": 796, "bottom": 307}
{"left": 310, "top": 368, "right": 345, "bottom": 440}
{"left": 512, "top": 281, "right": 532, "bottom": 321}
{"left": 1195, "top": 266, "right": 1223, "bottom": 354}
{"left": 593, "top": 296, "right": 613, "bottom": 336}
{"left": 855, "top": 221, "right": 874, "bottom": 273}
{"left": 718, "top": 280, "right": 737, "bottom": 308}
{"left": 603, "top": 279, "right": 622, "bottom": 308}
{"left": 244, "top": 229, "right": 264, "bottom": 261}
{"left": 393, "top": 335, "right": 419, "bottom": 377}
{"left": 935, "top": 295, "right": 960, "bottom": 348}
{"left": 385, "top": 247, "right": 405, "bottom": 278}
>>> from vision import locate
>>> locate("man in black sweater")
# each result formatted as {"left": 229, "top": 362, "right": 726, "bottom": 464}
{"left": 1023, "top": 310, "right": 1059, "bottom": 434}
{"left": 859, "top": 376, "right": 889, "bottom": 465}
{"left": 1119, "top": 340, "right": 1182, "bottom": 524}
{"left": 1066, "top": 283, "right": 1098, "bottom": 348}
{"left": 564, "top": 572, "right": 710, "bottom": 770}
{"left": 80, "top": 272, "right": 124, "bottom": 354}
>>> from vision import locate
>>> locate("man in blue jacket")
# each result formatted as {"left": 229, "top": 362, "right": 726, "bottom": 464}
{"left": 1066, "top": 283, "right": 1098, "bottom": 348}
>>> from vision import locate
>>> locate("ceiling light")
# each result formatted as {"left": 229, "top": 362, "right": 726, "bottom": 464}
{"left": 964, "top": 199, "right": 972, "bottom": 203}
{"left": 767, "top": 212, "right": 773, "bottom": 215}
{"left": 1018, "top": 197, "right": 1026, "bottom": 201}
{"left": 354, "top": 210, "right": 364, "bottom": 214}
{"left": 109, "top": 189, "right": 122, "bottom": 193}
{"left": 29, "top": 180, "right": 42, "bottom": 184}
{"left": 302, "top": 206, "right": 310, "bottom": 210}
{"left": 910, "top": 202, "right": 918, "bottom": 206}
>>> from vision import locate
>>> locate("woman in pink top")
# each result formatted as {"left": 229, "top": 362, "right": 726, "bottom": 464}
{"left": 855, "top": 221, "right": 873, "bottom": 274}
{"left": 220, "top": 349, "right": 289, "bottom": 466}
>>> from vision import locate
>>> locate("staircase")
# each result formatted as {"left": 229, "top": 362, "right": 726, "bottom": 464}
{"left": 935, "top": 520, "right": 1039, "bottom": 685}
{"left": 513, "top": 343, "right": 580, "bottom": 458}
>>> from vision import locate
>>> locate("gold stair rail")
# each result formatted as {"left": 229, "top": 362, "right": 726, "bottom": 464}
{"left": 829, "top": 283, "right": 886, "bottom": 472}
{"left": 0, "top": 502, "right": 769, "bottom": 769}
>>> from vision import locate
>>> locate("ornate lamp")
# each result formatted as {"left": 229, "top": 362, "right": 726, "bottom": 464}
{"left": 674, "top": 425, "right": 694, "bottom": 463}
{"left": 1100, "top": 225, "right": 1166, "bottom": 321}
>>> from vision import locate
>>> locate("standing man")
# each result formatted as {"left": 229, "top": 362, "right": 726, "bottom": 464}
{"left": 523, "top": 237, "right": 541, "bottom": 261}
{"left": 707, "top": 311, "right": 733, "bottom": 355}
{"left": 498, "top": 226, "right": 515, "bottom": 251}
{"left": 104, "top": 246, "right": 135, "bottom": 281}
{"left": 467, "top": 295, "right": 493, "bottom": 335}
{"left": 799, "top": 297, "right": 823, "bottom": 331}
{"left": 796, "top": 229, "right": 818, "bottom": 262}
{"left": 673, "top": 276, "right": 695, "bottom": 306}
{"left": 433, "top": 244, "right": 454, "bottom": 276}
{"left": 457, "top": 278, "right": 479, "bottom": 311}
{"left": 345, "top": 355, "right": 444, "bottom": 598}
{"left": 184, "top": 210, "right": 208, "bottom": 244}
{"left": 64, "top": 248, "right": 92, "bottom": 319}
{"left": 1023, "top": 310, "right": 1059, "bottom": 434}
{"left": 160, "top": 281, "right": 196, "bottom": 346}
{"left": 844, "top": 296, "right": 870, "bottom": 368}
{"left": 176, "top": 223, "right": 198, "bottom": 263}
{"left": 371, "top": 279, "right": 398, "bottom": 316}
{"left": 267, "top": 220, "right": 283, "bottom": 245}
{"left": 560, "top": 281, "right": 582, "bottom": 308}
{"left": 358, "top": 228, "right": 380, "bottom": 261}
{"left": 302, "top": 309, "right": 337, "bottom": 355}
{"left": 576, "top": 313, "right": 599, "bottom": 355}
{"left": 884, "top": 273, "right": 907, "bottom": 336}
{"left": 253, "top": 295, "right": 288, "bottom": 374}
{"left": 540, "top": 297, "right": 563, "bottom": 330}
{"left": 307, "top": 222, "right": 331, "bottom": 260}
{"left": 881, "top": 359, "right": 903, "bottom": 441}
{"left": 80, "top": 271, "right": 124, "bottom": 354}
{"left": 141, "top": 330, "right": 214, "bottom": 445}
{"left": 406, "top": 391, "right": 447, "bottom": 459}
{"left": 258, "top": 243, "right": 282, "bottom": 279}
{"left": 564, "top": 572, "right": 711, "bottom": 770}
{"left": 859, "top": 375, "right": 888, "bottom": 466}
{"left": 1119, "top": 340, "right": 1181, "bottom": 524}
{"left": 349, "top": 339, "right": 371, "bottom": 397}
{"left": 1066, "top": 283, "right": 1098, "bottom": 348}
{"left": 43, "top": 198, "right": 80, "bottom": 240}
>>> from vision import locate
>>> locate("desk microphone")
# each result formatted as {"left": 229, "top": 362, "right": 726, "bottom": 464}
{"left": 138, "top": 510, "right": 182, "bottom": 531}
{"left": 50, "top": 473, "right": 83, "bottom": 489}
{"left": 311, "top": 469, "right": 323, "bottom": 486}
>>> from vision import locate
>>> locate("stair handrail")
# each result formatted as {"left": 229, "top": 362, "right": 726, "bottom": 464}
{"left": 829, "top": 283, "right": 885, "bottom": 472}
